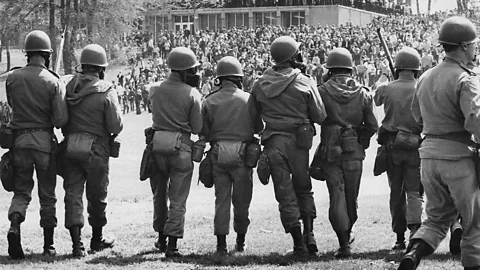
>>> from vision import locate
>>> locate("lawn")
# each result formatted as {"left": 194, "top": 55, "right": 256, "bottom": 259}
{"left": 0, "top": 50, "right": 465, "bottom": 270}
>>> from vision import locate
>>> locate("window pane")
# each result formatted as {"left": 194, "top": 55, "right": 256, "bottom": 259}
{"left": 254, "top": 13, "right": 262, "bottom": 27}
{"left": 200, "top": 15, "right": 208, "bottom": 30}
{"left": 182, "top": 16, "right": 188, "bottom": 22}
{"left": 227, "top": 14, "right": 235, "bottom": 29}
{"left": 209, "top": 15, "right": 215, "bottom": 30}
{"left": 190, "top": 15, "right": 193, "bottom": 22}
{"left": 217, "top": 14, "right": 222, "bottom": 30}
{"left": 174, "top": 16, "right": 181, "bottom": 23}
{"left": 244, "top": 13, "right": 249, "bottom": 28}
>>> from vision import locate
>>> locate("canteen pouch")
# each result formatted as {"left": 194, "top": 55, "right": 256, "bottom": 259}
{"left": 198, "top": 150, "right": 213, "bottom": 188}
{"left": 309, "top": 145, "right": 325, "bottom": 181}
{"left": 244, "top": 138, "right": 261, "bottom": 168}
{"left": 152, "top": 130, "right": 182, "bottom": 156}
{"left": 257, "top": 153, "right": 270, "bottom": 185}
{"left": 0, "top": 151, "right": 14, "bottom": 192}
{"left": 140, "top": 144, "right": 156, "bottom": 181}
{"left": 376, "top": 126, "right": 389, "bottom": 146}
{"left": 66, "top": 133, "right": 96, "bottom": 162}
{"left": 341, "top": 126, "right": 358, "bottom": 153}
{"left": 0, "top": 125, "right": 13, "bottom": 149}
{"left": 373, "top": 146, "right": 388, "bottom": 176}
{"left": 144, "top": 127, "right": 156, "bottom": 145}
{"left": 109, "top": 135, "right": 121, "bottom": 158}
{"left": 56, "top": 140, "right": 67, "bottom": 178}
{"left": 392, "top": 130, "right": 421, "bottom": 150}
{"left": 217, "top": 141, "right": 245, "bottom": 169}
{"left": 295, "top": 120, "right": 315, "bottom": 149}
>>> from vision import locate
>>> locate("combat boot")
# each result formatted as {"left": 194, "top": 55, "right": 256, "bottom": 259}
{"left": 7, "top": 212, "right": 24, "bottom": 259}
{"left": 216, "top": 234, "right": 227, "bottom": 256}
{"left": 449, "top": 225, "right": 463, "bottom": 255}
{"left": 90, "top": 227, "right": 115, "bottom": 252}
{"left": 235, "top": 233, "right": 246, "bottom": 252}
{"left": 285, "top": 226, "right": 308, "bottom": 258}
{"left": 42, "top": 228, "right": 56, "bottom": 256}
{"left": 397, "top": 239, "right": 433, "bottom": 270}
{"left": 303, "top": 217, "right": 318, "bottom": 255}
{"left": 334, "top": 234, "right": 352, "bottom": 259}
{"left": 154, "top": 232, "right": 167, "bottom": 252}
{"left": 392, "top": 233, "right": 406, "bottom": 250}
{"left": 69, "top": 227, "right": 85, "bottom": 258}
{"left": 408, "top": 223, "right": 421, "bottom": 240}
{"left": 165, "top": 236, "right": 182, "bottom": 258}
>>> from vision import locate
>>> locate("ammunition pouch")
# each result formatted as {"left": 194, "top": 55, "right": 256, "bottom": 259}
{"left": 295, "top": 121, "right": 315, "bottom": 150}
{"left": 257, "top": 153, "right": 271, "bottom": 185}
{"left": 340, "top": 128, "right": 358, "bottom": 153}
{"left": 0, "top": 151, "right": 14, "bottom": 192}
{"left": 198, "top": 150, "right": 213, "bottom": 188}
{"left": 216, "top": 141, "right": 245, "bottom": 169}
{"left": 152, "top": 131, "right": 188, "bottom": 156}
{"left": 66, "top": 133, "right": 96, "bottom": 162}
{"left": 309, "top": 144, "right": 325, "bottom": 181}
{"left": 0, "top": 125, "right": 14, "bottom": 149}
{"left": 392, "top": 130, "right": 421, "bottom": 150}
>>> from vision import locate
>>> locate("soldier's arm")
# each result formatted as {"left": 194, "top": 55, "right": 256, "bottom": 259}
{"left": 250, "top": 81, "right": 264, "bottom": 134}
{"left": 247, "top": 94, "right": 263, "bottom": 134}
{"left": 51, "top": 80, "right": 69, "bottom": 128}
{"left": 411, "top": 79, "right": 423, "bottom": 127}
{"left": 362, "top": 93, "right": 379, "bottom": 137}
{"left": 104, "top": 89, "right": 124, "bottom": 135}
{"left": 199, "top": 101, "right": 210, "bottom": 140}
{"left": 373, "top": 84, "right": 386, "bottom": 106}
{"left": 308, "top": 84, "right": 327, "bottom": 125}
{"left": 189, "top": 89, "right": 203, "bottom": 135}
{"left": 459, "top": 75, "right": 480, "bottom": 138}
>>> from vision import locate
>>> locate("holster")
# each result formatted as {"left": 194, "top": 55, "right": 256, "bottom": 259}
{"left": 373, "top": 146, "right": 388, "bottom": 176}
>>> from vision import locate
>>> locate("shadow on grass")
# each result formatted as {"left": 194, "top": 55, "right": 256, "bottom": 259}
{"left": 85, "top": 248, "right": 457, "bottom": 267}
{"left": 0, "top": 253, "right": 75, "bottom": 265}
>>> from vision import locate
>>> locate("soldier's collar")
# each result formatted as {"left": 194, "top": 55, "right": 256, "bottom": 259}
{"left": 26, "top": 62, "right": 47, "bottom": 69}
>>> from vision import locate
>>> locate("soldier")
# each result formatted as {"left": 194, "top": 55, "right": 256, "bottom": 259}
{"left": 399, "top": 16, "right": 480, "bottom": 270}
{"left": 316, "top": 48, "right": 378, "bottom": 258}
{"left": 251, "top": 36, "right": 326, "bottom": 257}
{"left": 6, "top": 30, "right": 68, "bottom": 259}
{"left": 373, "top": 47, "right": 423, "bottom": 251}
{"left": 200, "top": 56, "right": 263, "bottom": 255}
{"left": 149, "top": 47, "right": 202, "bottom": 257}
{"left": 62, "top": 44, "right": 123, "bottom": 257}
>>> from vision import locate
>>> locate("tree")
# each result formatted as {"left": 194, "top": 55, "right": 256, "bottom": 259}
{"left": 427, "top": 0, "right": 431, "bottom": 14}
{"left": 416, "top": 0, "right": 420, "bottom": 14}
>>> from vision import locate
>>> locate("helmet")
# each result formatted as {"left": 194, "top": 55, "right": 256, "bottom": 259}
{"left": 216, "top": 56, "right": 243, "bottom": 77}
{"left": 270, "top": 36, "right": 301, "bottom": 64}
{"left": 438, "top": 16, "right": 478, "bottom": 45}
{"left": 167, "top": 47, "right": 200, "bottom": 70}
{"left": 394, "top": 47, "right": 421, "bottom": 70}
{"left": 24, "top": 30, "right": 53, "bottom": 53}
{"left": 80, "top": 44, "right": 108, "bottom": 67}
{"left": 326, "top": 48, "right": 353, "bottom": 69}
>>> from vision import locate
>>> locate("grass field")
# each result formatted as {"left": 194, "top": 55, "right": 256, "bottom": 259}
{"left": 0, "top": 49, "right": 466, "bottom": 270}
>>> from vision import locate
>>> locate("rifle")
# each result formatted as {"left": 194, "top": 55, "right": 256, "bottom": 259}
{"left": 54, "top": 28, "right": 66, "bottom": 74}
{"left": 376, "top": 28, "right": 397, "bottom": 80}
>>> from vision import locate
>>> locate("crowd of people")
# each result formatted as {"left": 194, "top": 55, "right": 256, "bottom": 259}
{"left": 116, "top": 8, "right": 473, "bottom": 116}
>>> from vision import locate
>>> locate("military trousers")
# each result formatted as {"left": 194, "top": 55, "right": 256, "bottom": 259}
{"left": 8, "top": 148, "right": 57, "bottom": 228}
{"left": 64, "top": 140, "right": 110, "bottom": 229}
{"left": 386, "top": 148, "right": 423, "bottom": 235}
{"left": 322, "top": 159, "right": 362, "bottom": 244}
{"left": 412, "top": 158, "right": 480, "bottom": 267}
{"left": 150, "top": 142, "right": 193, "bottom": 238}
{"left": 211, "top": 147, "right": 253, "bottom": 235}
{"left": 264, "top": 135, "right": 316, "bottom": 233}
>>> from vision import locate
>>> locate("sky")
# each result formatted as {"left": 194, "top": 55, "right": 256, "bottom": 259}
{"left": 413, "top": 0, "right": 458, "bottom": 13}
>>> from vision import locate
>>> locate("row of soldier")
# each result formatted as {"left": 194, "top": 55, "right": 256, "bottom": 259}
{"left": 4, "top": 15, "right": 480, "bottom": 270}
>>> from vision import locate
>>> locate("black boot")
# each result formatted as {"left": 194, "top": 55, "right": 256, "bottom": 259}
{"left": 398, "top": 239, "right": 433, "bottom": 270}
{"left": 90, "top": 227, "right": 115, "bottom": 252}
{"left": 69, "top": 227, "right": 86, "bottom": 258}
{"left": 286, "top": 226, "right": 308, "bottom": 258}
{"left": 408, "top": 224, "right": 421, "bottom": 240}
{"left": 235, "top": 233, "right": 246, "bottom": 252}
{"left": 334, "top": 233, "right": 352, "bottom": 258}
{"left": 216, "top": 234, "right": 227, "bottom": 255}
{"left": 42, "top": 228, "right": 56, "bottom": 256}
{"left": 392, "top": 233, "right": 406, "bottom": 250}
{"left": 450, "top": 225, "right": 463, "bottom": 255}
{"left": 7, "top": 212, "right": 24, "bottom": 259}
{"left": 303, "top": 217, "right": 318, "bottom": 255}
{"left": 165, "top": 236, "right": 181, "bottom": 258}
{"left": 155, "top": 232, "right": 167, "bottom": 252}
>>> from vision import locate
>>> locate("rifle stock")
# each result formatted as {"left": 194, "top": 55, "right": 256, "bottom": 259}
{"left": 376, "top": 28, "right": 396, "bottom": 79}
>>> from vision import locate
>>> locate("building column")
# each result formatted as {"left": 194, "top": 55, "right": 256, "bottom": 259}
{"left": 249, "top": 10, "right": 253, "bottom": 28}
{"left": 221, "top": 12, "right": 226, "bottom": 29}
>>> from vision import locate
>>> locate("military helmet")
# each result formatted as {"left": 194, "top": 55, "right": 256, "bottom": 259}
{"left": 24, "top": 30, "right": 53, "bottom": 53}
{"left": 270, "top": 36, "right": 301, "bottom": 64}
{"left": 326, "top": 48, "right": 353, "bottom": 70}
{"left": 438, "top": 16, "right": 478, "bottom": 45}
{"left": 394, "top": 47, "right": 421, "bottom": 71}
{"left": 167, "top": 47, "right": 200, "bottom": 70}
{"left": 80, "top": 44, "right": 108, "bottom": 67}
{"left": 216, "top": 56, "right": 243, "bottom": 77}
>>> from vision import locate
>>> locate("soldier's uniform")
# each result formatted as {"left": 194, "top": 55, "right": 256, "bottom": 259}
{"left": 373, "top": 47, "right": 423, "bottom": 251}
{"left": 200, "top": 56, "right": 263, "bottom": 254}
{"left": 251, "top": 36, "right": 326, "bottom": 256}
{"left": 6, "top": 30, "right": 68, "bottom": 259}
{"left": 399, "top": 16, "right": 480, "bottom": 270}
{"left": 149, "top": 47, "right": 202, "bottom": 257}
{"left": 315, "top": 48, "right": 378, "bottom": 258}
{"left": 62, "top": 44, "right": 123, "bottom": 257}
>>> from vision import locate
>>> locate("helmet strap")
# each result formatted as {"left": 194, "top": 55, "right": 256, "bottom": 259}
{"left": 222, "top": 76, "right": 243, "bottom": 90}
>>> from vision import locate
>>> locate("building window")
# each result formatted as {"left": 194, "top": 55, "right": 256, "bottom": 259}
{"left": 281, "top": 11, "right": 305, "bottom": 28}
{"left": 226, "top": 13, "right": 249, "bottom": 29}
{"left": 199, "top": 14, "right": 222, "bottom": 31}
{"left": 254, "top": 12, "right": 278, "bottom": 26}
